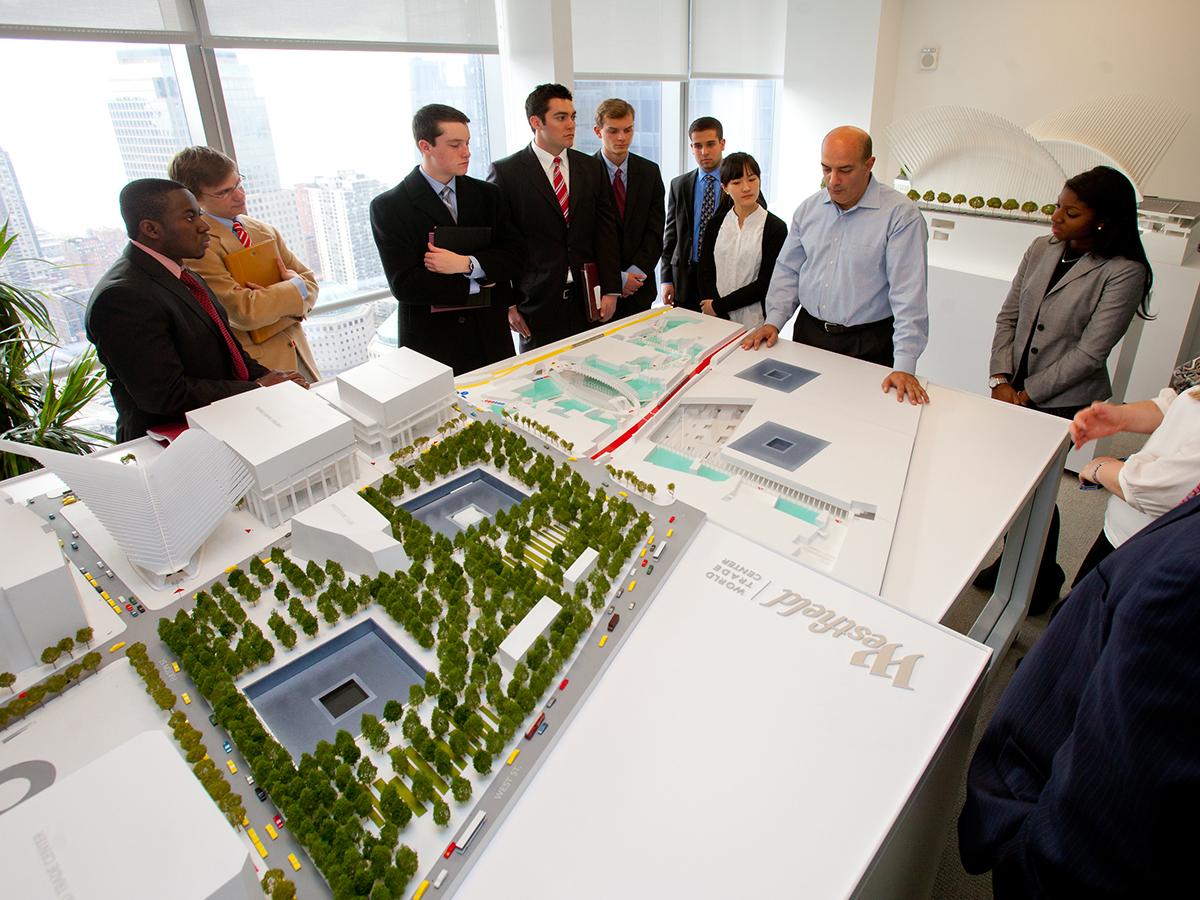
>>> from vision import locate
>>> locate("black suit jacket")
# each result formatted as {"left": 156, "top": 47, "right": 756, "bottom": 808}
{"left": 487, "top": 146, "right": 620, "bottom": 349}
{"left": 370, "top": 168, "right": 523, "bottom": 375}
{"left": 85, "top": 244, "right": 267, "bottom": 443}
{"left": 594, "top": 150, "right": 664, "bottom": 320}
{"left": 958, "top": 493, "right": 1200, "bottom": 898}
{"left": 697, "top": 204, "right": 788, "bottom": 319}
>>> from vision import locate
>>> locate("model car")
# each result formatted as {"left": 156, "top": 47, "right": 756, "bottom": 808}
{"left": 668, "top": 515, "right": 676, "bottom": 523}
{"left": 70, "top": 530, "right": 79, "bottom": 538}
{"left": 559, "top": 678, "right": 569, "bottom": 690}
{"left": 616, "top": 587, "right": 624, "bottom": 597}
{"left": 223, "top": 740, "right": 232, "bottom": 754}
{"left": 136, "top": 604, "right": 146, "bottom": 612}
{"left": 130, "top": 608, "right": 138, "bottom": 617}
{"left": 546, "top": 697, "right": 556, "bottom": 708}
{"left": 47, "top": 513, "right": 55, "bottom": 520}
{"left": 537, "top": 720, "right": 548, "bottom": 735}
{"left": 124, "top": 602, "right": 133, "bottom": 612}
{"left": 181, "top": 692, "right": 191, "bottom": 705}
{"left": 226, "top": 759, "right": 237, "bottom": 774}
{"left": 246, "top": 774, "right": 255, "bottom": 785}
{"left": 607, "top": 606, "right": 614, "bottom": 615}
{"left": 629, "top": 601, "right": 636, "bottom": 610}
{"left": 171, "top": 661, "right": 180, "bottom": 672}
{"left": 647, "top": 564, "right": 655, "bottom": 574}
{"left": 288, "top": 853, "right": 301, "bottom": 871}
{"left": 273, "top": 814, "right": 285, "bottom": 829}
{"left": 70, "top": 541, "right": 79, "bottom": 550}
{"left": 209, "top": 713, "right": 218, "bottom": 726}
{"left": 255, "top": 787, "right": 267, "bottom": 801}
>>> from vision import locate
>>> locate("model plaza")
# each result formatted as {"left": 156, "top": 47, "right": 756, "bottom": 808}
{"left": 3, "top": 307, "right": 1077, "bottom": 900}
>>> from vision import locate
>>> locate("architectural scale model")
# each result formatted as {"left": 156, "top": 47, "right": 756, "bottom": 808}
{"left": 0, "top": 431, "right": 252, "bottom": 586}
{"left": 457, "top": 308, "right": 921, "bottom": 594}
{"left": 0, "top": 315, "right": 955, "bottom": 900}
{"left": 0, "top": 497, "right": 87, "bottom": 672}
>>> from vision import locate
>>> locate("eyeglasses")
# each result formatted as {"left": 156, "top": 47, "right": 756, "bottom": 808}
{"left": 203, "top": 175, "right": 247, "bottom": 201}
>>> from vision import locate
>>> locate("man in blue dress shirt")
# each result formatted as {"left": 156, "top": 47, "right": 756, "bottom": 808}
{"left": 660, "top": 116, "right": 726, "bottom": 312}
{"left": 743, "top": 126, "right": 930, "bottom": 404}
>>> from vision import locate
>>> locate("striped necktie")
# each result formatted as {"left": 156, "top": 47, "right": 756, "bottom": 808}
{"left": 552, "top": 156, "right": 569, "bottom": 224}
{"left": 231, "top": 219, "right": 252, "bottom": 248}
{"left": 179, "top": 269, "right": 250, "bottom": 381}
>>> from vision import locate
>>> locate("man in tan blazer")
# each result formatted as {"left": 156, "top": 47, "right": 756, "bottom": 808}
{"left": 168, "top": 147, "right": 319, "bottom": 380}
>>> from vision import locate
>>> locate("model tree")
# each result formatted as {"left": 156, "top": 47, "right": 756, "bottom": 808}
{"left": 40, "top": 645, "right": 61, "bottom": 669}
{"left": 394, "top": 846, "right": 419, "bottom": 887}
{"left": 383, "top": 699, "right": 404, "bottom": 724}
{"left": 450, "top": 775, "right": 472, "bottom": 803}
{"left": 969, "top": 196, "right": 985, "bottom": 209}
{"left": 75, "top": 626, "right": 94, "bottom": 647}
{"left": 953, "top": 193, "right": 967, "bottom": 206}
{"left": 1021, "top": 200, "right": 1039, "bottom": 214}
{"left": 0, "top": 672, "right": 14, "bottom": 694}
{"left": 432, "top": 798, "right": 451, "bottom": 827}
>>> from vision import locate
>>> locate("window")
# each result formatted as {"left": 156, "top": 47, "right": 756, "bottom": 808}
{"left": 688, "top": 79, "right": 780, "bottom": 197}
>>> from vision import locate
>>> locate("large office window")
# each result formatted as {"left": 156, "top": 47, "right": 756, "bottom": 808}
{"left": 0, "top": 39, "right": 203, "bottom": 349}
{"left": 688, "top": 79, "right": 781, "bottom": 200}
{"left": 573, "top": 81, "right": 667, "bottom": 166}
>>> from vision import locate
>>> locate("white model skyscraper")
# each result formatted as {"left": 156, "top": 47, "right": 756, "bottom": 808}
{"left": 0, "top": 432, "right": 252, "bottom": 584}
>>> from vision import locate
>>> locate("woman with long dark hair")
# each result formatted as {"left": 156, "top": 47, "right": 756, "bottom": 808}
{"left": 697, "top": 152, "right": 787, "bottom": 328}
{"left": 977, "top": 165, "right": 1153, "bottom": 611}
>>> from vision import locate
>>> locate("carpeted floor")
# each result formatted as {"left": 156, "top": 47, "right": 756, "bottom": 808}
{"left": 929, "top": 431, "right": 1147, "bottom": 898}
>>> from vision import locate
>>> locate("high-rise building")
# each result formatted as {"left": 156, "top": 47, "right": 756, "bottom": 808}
{"left": 0, "top": 146, "right": 44, "bottom": 286}
{"left": 409, "top": 55, "right": 492, "bottom": 178}
{"left": 216, "top": 50, "right": 305, "bottom": 253}
{"left": 295, "top": 171, "right": 386, "bottom": 289}
{"left": 108, "top": 48, "right": 193, "bottom": 181}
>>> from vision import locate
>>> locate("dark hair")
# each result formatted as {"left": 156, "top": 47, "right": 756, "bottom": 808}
{"left": 525, "top": 83, "right": 573, "bottom": 125}
{"left": 688, "top": 116, "right": 723, "bottom": 141}
{"left": 1064, "top": 165, "right": 1154, "bottom": 318}
{"left": 715, "top": 153, "right": 767, "bottom": 214}
{"left": 168, "top": 146, "right": 236, "bottom": 197}
{"left": 412, "top": 104, "right": 470, "bottom": 146}
{"left": 119, "top": 178, "right": 186, "bottom": 239}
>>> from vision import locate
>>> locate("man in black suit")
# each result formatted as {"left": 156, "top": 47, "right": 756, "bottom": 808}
{"left": 85, "top": 179, "right": 304, "bottom": 442}
{"left": 592, "top": 98, "right": 665, "bottom": 321}
{"left": 371, "top": 104, "right": 524, "bottom": 374}
{"left": 958, "top": 492, "right": 1200, "bottom": 898}
{"left": 488, "top": 83, "right": 621, "bottom": 350}
{"left": 661, "top": 116, "right": 726, "bottom": 312}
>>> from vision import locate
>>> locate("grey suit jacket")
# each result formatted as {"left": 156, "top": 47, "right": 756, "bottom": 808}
{"left": 989, "top": 236, "right": 1147, "bottom": 409}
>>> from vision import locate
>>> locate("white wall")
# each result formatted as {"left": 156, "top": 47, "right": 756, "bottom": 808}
{"left": 879, "top": 0, "right": 1200, "bottom": 200}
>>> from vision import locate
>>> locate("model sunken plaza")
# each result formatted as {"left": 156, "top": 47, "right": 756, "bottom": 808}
{"left": 152, "top": 417, "right": 653, "bottom": 898}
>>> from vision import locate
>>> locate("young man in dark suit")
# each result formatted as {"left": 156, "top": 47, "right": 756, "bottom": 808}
{"left": 488, "top": 83, "right": 621, "bottom": 351}
{"left": 85, "top": 179, "right": 304, "bottom": 442}
{"left": 958, "top": 492, "right": 1200, "bottom": 897}
{"left": 371, "top": 104, "right": 524, "bottom": 374}
{"left": 661, "top": 116, "right": 726, "bottom": 312}
{"left": 592, "top": 98, "right": 665, "bottom": 321}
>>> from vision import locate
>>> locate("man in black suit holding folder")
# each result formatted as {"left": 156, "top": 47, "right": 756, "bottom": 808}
{"left": 371, "top": 104, "right": 523, "bottom": 374}
{"left": 488, "top": 83, "right": 622, "bottom": 351}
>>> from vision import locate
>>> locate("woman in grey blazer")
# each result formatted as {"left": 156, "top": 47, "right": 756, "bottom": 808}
{"left": 978, "top": 165, "right": 1153, "bottom": 610}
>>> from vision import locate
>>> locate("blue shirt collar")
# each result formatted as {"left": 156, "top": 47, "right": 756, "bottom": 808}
{"left": 419, "top": 167, "right": 456, "bottom": 197}
{"left": 823, "top": 174, "right": 881, "bottom": 211}
{"left": 600, "top": 152, "right": 627, "bottom": 179}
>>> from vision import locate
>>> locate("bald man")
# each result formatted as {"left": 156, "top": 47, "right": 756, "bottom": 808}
{"left": 743, "top": 126, "right": 930, "bottom": 404}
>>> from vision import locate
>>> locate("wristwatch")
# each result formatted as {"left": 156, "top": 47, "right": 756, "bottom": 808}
{"left": 988, "top": 375, "right": 1008, "bottom": 389}
{"left": 465, "top": 258, "right": 475, "bottom": 277}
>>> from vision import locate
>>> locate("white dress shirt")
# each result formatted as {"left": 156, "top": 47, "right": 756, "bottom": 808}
{"left": 714, "top": 205, "right": 767, "bottom": 328}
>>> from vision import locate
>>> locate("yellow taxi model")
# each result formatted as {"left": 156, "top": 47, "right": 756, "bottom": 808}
{"left": 628, "top": 579, "right": 637, "bottom": 592}
{"left": 171, "top": 661, "right": 180, "bottom": 673}
{"left": 264, "top": 823, "right": 278, "bottom": 840}
{"left": 108, "top": 641, "right": 126, "bottom": 653}
{"left": 226, "top": 759, "right": 237, "bottom": 774}
{"left": 288, "top": 853, "right": 302, "bottom": 872}
{"left": 506, "top": 748, "right": 521, "bottom": 766}
{"left": 598, "top": 634, "right": 609, "bottom": 648}
{"left": 181, "top": 692, "right": 191, "bottom": 705}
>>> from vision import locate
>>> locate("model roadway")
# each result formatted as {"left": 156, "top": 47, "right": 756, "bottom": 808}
{"left": 18, "top": 413, "right": 706, "bottom": 900}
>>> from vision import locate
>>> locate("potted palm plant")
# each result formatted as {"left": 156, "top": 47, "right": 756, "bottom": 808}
{"left": 0, "top": 219, "right": 111, "bottom": 477}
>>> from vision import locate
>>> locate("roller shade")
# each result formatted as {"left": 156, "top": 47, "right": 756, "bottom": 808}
{"left": 571, "top": 0, "right": 688, "bottom": 79}
{"left": 0, "top": 0, "right": 193, "bottom": 32}
{"left": 690, "top": 0, "right": 786, "bottom": 78}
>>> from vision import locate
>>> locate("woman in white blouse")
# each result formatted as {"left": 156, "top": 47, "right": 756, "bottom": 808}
{"left": 1069, "top": 381, "right": 1200, "bottom": 585}
{"left": 697, "top": 152, "right": 787, "bottom": 328}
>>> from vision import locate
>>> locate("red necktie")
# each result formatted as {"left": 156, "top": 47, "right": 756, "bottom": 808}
{"left": 231, "top": 219, "right": 252, "bottom": 248}
{"left": 179, "top": 268, "right": 250, "bottom": 381}
{"left": 612, "top": 167, "right": 626, "bottom": 219}
{"left": 552, "top": 156, "right": 569, "bottom": 225}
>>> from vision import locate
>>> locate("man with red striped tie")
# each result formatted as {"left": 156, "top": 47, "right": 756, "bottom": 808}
{"left": 85, "top": 179, "right": 306, "bottom": 442}
{"left": 169, "top": 147, "right": 320, "bottom": 381}
{"left": 488, "top": 83, "right": 622, "bottom": 351}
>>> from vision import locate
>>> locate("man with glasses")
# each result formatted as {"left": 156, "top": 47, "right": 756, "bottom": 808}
{"left": 169, "top": 147, "right": 320, "bottom": 380}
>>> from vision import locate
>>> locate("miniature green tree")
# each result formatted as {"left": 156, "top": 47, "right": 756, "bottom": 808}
{"left": 986, "top": 196, "right": 1002, "bottom": 209}
{"left": 358, "top": 756, "right": 378, "bottom": 785}
{"left": 936, "top": 191, "right": 951, "bottom": 204}
{"left": 450, "top": 776, "right": 472, "bottom": 803}
{"left": 394, "top": 846, "right": 419, "bottom": 886}
{"left": 952, "top": 193, "right": 966, "bottom": 205}
{"left": 969, "top": 196, "right": 985, "bottom": 209}
{"left": 41, "top": 645, "right": 61, "bottom": 668}
{"left": 383, "top": 699, "right": 404, "bottom": 724}
{"left": 432, "top": 799, "right": 451, "bottom": 826}
{"left": 906, "top": 189, "right": 920, "bottom": 201}
{"left": 472, "top": 750, "right": 493, "bottom": 774}
{"left": 1002, "top": 198, "right": 1019, "bottom": 211}
{"left": 922, "top": 190, "right": 935, "bottom": 202}
{"left": 75, "top": 626, "right": 94, "bottom": 647}
{"left": 1021, "top": 200, "right": 1039, "bottom": 214}
{"left": 408, "top": 684, "right": 425, "bottom": 708}
{"left": 0, "top": 672, "right": 15, "bottom": 693}
{"left": 411, "top": 772, "right": 434, "bottom": 805}
{"left": 1041, "top": 203, "right": 1056, "bottom": 216}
